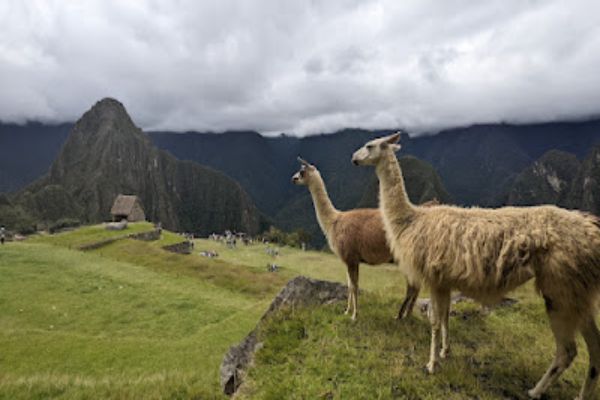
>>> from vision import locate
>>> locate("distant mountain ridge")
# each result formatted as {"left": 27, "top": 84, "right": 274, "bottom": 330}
{"left": 403, "top": 120, "right": 600, "bottom": 206}
{"left": 0, "top": 122, "right": 72, "bottom": 193}
{"left": 7, "top": 99, "right": 266, "bottom": 235}
{"left": 3, "top": 107, "right": 600, "bottom": 242}
{"left": 5, "top": 118, "right": 600, "bottom": 209}
{"left": 151, "top": 120, "right": 600, "bottom": 212}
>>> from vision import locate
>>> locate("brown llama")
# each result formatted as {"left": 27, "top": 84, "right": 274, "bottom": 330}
{"left": 292, "top": 157, "right": 424, "bottom": 320}
{"left": 352, "top": 133, "right": 600, "bottom": 400}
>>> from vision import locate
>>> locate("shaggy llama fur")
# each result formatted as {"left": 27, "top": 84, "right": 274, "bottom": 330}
{"left": 292, "top": 157, "right": 421, "bottom": 320}
{"left": 352, "top": 133, "right": 600, "bottom": 400}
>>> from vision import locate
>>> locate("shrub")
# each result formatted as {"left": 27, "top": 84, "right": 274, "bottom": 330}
{"left": 0, "top": 204, "right": 36, "bottom": 234}
{"left": 49, "top": 218, "right": 81, "bottom": 234}
{"left": 262, "top": 226, "right": 312, "bottom": 248}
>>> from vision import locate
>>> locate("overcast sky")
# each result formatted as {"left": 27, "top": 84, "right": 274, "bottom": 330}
{"left": 1, "top": 0, "right": 599, "bottom": 135}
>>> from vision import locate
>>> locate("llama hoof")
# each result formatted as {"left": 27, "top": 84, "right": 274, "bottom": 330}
{"left": 344, "top": 308, "right": 350, "bottom": 315}
{"left": 439, "top": 348, "right": 450, "bottom": 359}
{"left": 351, "top": 314, "right": 357, "bottom": 321}
{"left": 396, "top": 312, "right": 409, "bottom": 320}
{"left": 425, "top": 361, "right": 438, "bottom": 374}
{"left": 527, "top": 388, "right": 542, "bottom": 399}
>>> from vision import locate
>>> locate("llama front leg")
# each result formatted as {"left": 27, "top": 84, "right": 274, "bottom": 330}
{"left": 528, "top": 310, "right": 577, "bottom": 399}
{"left": 348, "top": 263, "right": 359, "bottom": 321}
{"left": 577, "top": 317, "right": 600, "bottom": 400}
{"left": 426, "top": 287, "right": 450, "bottom": 373}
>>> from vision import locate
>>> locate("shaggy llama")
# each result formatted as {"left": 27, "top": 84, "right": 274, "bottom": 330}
{"left": 352, "top": 133, "right": 600, "bottom": 400}
{"left": 292, "top": 157, "right": 421, "bottom": 320}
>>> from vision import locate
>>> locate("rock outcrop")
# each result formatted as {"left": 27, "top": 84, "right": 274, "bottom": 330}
{"left": 220, "top": 276, "right": 347, "bottom": 396}
{"left": 162, "top": 241, "right": 193, "bottom": 255}
{"left": 506, "top": 145, "right": 600, "bottom": 216}
{"left": 507, "top": 150, "right": 580, "bottom": 207}
{"left": 568, "top": 145, "right": 600, "bottom": 215}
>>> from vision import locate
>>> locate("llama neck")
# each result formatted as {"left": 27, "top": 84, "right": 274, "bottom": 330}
{"left": 376, "top": 151, "right": 415, "bottom": 221}
{"left": 307, "top": 175, "right": 339, "bottom": 235}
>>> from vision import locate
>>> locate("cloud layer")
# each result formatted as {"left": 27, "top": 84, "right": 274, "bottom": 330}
{"left": 1, "top": 0, "right": 599, "bottom": 135}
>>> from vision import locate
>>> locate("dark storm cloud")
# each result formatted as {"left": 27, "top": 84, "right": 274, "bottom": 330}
{"left": 1, "top": 0, "right": 599, "bottom": 135}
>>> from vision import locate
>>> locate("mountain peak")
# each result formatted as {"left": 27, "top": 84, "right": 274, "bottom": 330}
{"left": 68, "top": 97, "right": 143, "bottom": 143}
{"left": 22, "top": 98, "right": 264, "bottom": 235}
{"left": 86, "top": 97, "right": 131, "bottom": 123}
{"left": 48, "top": 98, "right": 148, "bottom": 182}
{"left": 94, "top": 97, "right": 125, "bottom": 110}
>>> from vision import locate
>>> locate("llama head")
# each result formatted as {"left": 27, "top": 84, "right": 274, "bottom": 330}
{"left": 292, "top": 156, "right": 320, "bottom": 186}
{"left": 352, "top": 132, "right": 401, "bottom": 166}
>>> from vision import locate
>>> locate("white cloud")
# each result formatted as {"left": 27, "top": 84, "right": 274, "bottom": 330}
{"left": 0, "top": 0, "right": 599, "bottom": 135}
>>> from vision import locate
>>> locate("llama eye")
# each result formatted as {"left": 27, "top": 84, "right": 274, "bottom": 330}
{"left": 300, "top": 170, "right": 305, "bottom": 177}
{"left": 366, "top": 145, "right": 374, "bottom": 150}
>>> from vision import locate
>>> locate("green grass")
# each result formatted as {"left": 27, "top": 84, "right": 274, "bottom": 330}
{"left": 239, "top": 292, "right": 591, "bottom": 400}
{"left": 189, "top": 239, "right": 593, "bottom": 399}
{"left": 1, "top": 227, "right": 595, "bottom": 399}
{"left": 0, "top": 234, "right": 284, "bottom": 399}
{"left": 28, "top": 222, "right": 156, "bottom": 249}
{"left": 193, "top": 239, "right": 408, "bottom": 296}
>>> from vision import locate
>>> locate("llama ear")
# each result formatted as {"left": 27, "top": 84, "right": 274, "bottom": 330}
{"left": 297, "top": 156, "right": 316, "bottom": 169}
{"left": 297, "top": 156, "right": 310, "bottom": 166}
{"left": 384, "top": 132, "right": 401, "bottom": 144}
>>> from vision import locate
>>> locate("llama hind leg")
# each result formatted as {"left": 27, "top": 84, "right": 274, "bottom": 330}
{"left": 406, "top": 285, "right": 420, "bottom": 317}
{"left": 426, "top": 287, "right": 451, "bottom": 373}
{"left": 439, "top": 292, "right": 451, "bottom": 359}
{"left": 577, "top": 317, "right": 600, "bottom": 400}
{"left": 397, "top": 283, "right": 420, "bottom": 320}
{"left": 528, "top": 310, "right": 577, "bottom": 399}
{"left": 344, "top": 268, "right": 353, "bottom": 316}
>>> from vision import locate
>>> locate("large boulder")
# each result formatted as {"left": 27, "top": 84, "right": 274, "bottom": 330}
{"left": 220, "top": 276, "right": 347, "bottom": 396}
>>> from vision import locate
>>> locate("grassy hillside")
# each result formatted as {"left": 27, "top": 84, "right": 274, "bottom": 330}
{"left": 1, "top": 225, "right": 593, "bottom": 399}
{"left": 29, "top": 221, "right": 157, "bottom": 248}
{"left": 0, "top": 224, "right": 406, "bottom": 399}
{"left": 0, "top": 225, "right": 280, "bottom": 399}
{"left": 238, "top": 291, "right": 593, "bottom": 399}
{"left": 196, "top": 240, "right": 592, "bottom": 400}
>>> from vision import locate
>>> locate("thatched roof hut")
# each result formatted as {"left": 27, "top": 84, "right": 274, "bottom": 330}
{"left": 110, "top": 195, "right": 145, "bottom": 222}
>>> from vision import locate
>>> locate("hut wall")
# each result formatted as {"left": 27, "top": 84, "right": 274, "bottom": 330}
{"left": 128, "top": 203, "right": 146, "bottom": 222}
